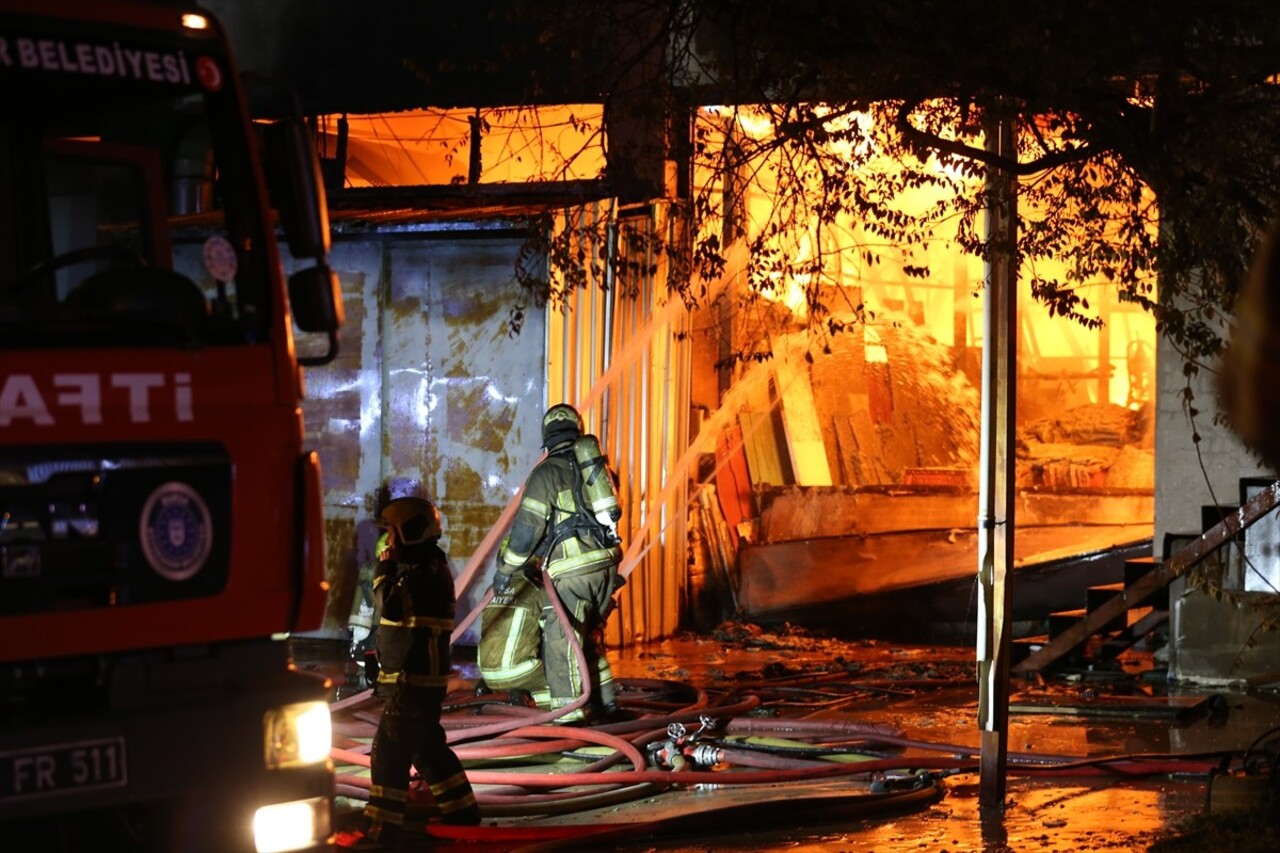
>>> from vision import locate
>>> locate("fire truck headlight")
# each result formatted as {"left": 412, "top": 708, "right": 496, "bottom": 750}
{"left": 264, "top": 701, "right": 331, "bottom": 769}
{"left": 253, "top": 796, "right": 330, "bottom": 852}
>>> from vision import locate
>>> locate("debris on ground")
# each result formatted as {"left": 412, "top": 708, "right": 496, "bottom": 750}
{"left": 654, "top": 624, "right": 976, "bottom": 687}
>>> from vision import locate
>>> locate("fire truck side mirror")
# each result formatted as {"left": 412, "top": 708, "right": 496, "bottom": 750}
{"left": 289, "top": 263, "right": 344, "bottom": 333}
{"left": 263, "top": 117, "right": 331, "bottom": 260}
{"left": 289, "top": 263, "right": 343, "bottom": 367}
{"left": 263, "top": 116, "right": 344, "bottom": 365}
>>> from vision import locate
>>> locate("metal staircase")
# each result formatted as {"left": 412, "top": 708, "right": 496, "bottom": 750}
{"left": 1013, "top": 478, "right": 1280, "bottom": 674}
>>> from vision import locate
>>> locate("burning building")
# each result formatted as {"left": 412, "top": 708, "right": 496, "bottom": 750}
{"left": 202, "top": 0, "right": 1277, "bottom": 684}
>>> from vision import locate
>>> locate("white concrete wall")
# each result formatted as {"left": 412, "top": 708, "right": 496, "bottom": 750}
{"left": 1155, "top": 332, "right": 1279, "bottom": 684}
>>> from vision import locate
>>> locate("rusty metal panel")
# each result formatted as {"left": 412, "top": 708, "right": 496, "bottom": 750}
{"left": 305, "top": 232, "right": 545, "bottom": 637}
{"left": 299, "top": 242, "right": 385, "bottom": 629}
{"left": 388, "top": 238, "right": 547, "bottom": 630}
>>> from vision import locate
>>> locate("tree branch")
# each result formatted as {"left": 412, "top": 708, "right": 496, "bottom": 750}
{"left": 894, "top": 100, "right": 1098, "bottom": 175}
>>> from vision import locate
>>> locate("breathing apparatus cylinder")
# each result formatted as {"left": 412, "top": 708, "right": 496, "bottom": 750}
{"left": 573, "top": 434, "right": 621, "bottom": 542}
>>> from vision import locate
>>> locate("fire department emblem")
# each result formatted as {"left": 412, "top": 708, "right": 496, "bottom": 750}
{"left": 140, "top": 482, "right": 212, "bottom": 581}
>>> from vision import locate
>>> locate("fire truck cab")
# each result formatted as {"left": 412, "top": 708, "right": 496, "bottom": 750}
{"left": 0, "top": 2, "right": 342, "bottom": 850}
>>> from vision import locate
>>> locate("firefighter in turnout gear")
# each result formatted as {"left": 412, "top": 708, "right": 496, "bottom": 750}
{"left": 495, "top": 403, "right": 623, "bottom": 722}
{"left": 358, "top": 498, "right": 480, "bottom": 848}
{"left": 478, "top": 537, "right": 617, "bottom": 711}
{"left": 346, "top": 530, "right": 391, "bottom": 691}
{"left": 478, "top": 565, "right": 551, "bottom": 709}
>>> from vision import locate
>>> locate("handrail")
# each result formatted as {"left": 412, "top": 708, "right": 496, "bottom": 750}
{"left": 1165, "top": 479, "right": 1279, "bottom": 579}
{"left": 1012, "top": 479, "right": 1279, "bottom": 674}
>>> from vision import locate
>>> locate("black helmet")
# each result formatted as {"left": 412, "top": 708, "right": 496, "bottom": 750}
{"left": 377, "top": 497, "right": 442, "bottom": 545}
{"left": 541, "top": 403, "right": 582, "bottom": 448}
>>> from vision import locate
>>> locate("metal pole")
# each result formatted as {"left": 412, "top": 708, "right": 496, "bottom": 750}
{"left": 976, "top": 107, "right": 1018, "bottom": 809}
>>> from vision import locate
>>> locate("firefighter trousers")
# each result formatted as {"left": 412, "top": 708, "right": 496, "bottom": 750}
{"left": 365, "top": 685, "right": 480, "bottom": 841}
{"left": 542, "top": 567, "right": 616, "bottom": 720}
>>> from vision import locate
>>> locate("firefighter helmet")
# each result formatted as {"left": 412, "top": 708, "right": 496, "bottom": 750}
{"left": 377, "top": 497, "right": 442, "bottom": 545}
{"left": 542, "top": 403, "right": 583, "bottom": 448}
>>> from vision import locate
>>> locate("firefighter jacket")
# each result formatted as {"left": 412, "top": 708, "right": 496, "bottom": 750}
{"left": 498, "top": 442, "right": 622, "bottom": 582}
{"left": 372, "top": 541, "right": 455, "bottom": 693}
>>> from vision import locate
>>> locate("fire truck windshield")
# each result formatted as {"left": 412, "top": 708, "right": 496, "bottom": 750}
{"left": 0, "top": 24, "right": 274, "bottom": 348}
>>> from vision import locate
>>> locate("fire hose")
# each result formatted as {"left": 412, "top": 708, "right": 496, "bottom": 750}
{"left": 329, "top": 564, "right": 1236, "bottom": 831}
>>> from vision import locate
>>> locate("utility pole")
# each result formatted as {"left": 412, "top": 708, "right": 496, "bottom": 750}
{"left": 976, "top": 107, "right": 1018, "bottom": 809}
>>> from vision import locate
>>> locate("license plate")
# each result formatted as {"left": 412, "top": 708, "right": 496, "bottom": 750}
{"left": 1, "top": 736, "right": 127, "bottom": 801}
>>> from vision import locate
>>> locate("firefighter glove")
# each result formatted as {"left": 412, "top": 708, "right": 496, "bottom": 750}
{"left": 492, "top": 570, "right": 515, "bottom": 597}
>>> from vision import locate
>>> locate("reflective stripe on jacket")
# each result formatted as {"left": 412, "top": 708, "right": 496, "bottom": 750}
{"left": 479, "top": 578, "right": 544, "bottom": 686}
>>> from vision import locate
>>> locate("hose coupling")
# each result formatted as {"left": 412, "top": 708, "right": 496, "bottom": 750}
{"left": 690, "top": 744, "right": 722, "bottom": 768}
{"left": 870, "top": 769, "right": 934, "bottom": 793}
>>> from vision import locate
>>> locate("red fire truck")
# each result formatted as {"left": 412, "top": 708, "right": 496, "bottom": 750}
{"left": 0, "top": 2, "right": 342, "bottom": 850}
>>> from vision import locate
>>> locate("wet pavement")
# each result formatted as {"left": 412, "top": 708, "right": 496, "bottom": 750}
{"left": 303, "top": 626, "right": 1280, "bottom": 852}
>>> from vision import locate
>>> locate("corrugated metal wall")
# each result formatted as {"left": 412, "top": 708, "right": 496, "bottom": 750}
{"left": 547, "top": 201, "right": 692, "bottom": 646}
